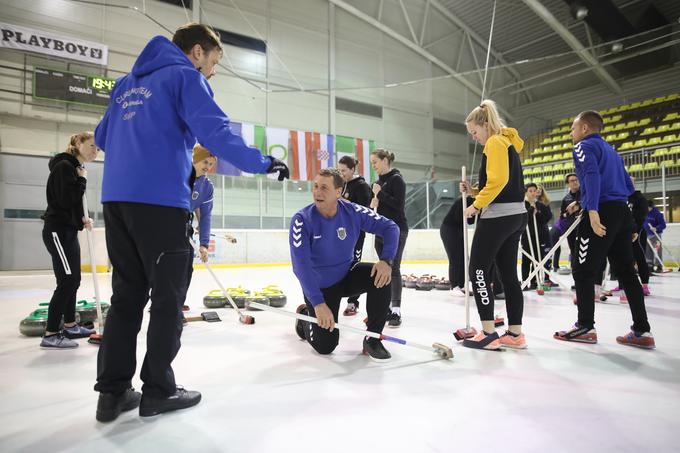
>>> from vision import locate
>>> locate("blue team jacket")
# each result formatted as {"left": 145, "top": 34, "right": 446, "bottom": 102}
{"left": 290, "top": 200, "right": 400, "bottom": 306}
{"left": 573, "top": 133, "right": 634, "bottom": 211}
{"left": 190, "top": 175, "right": 214, "bottom": 247}
{"left": 95, "top": 36, "right": 271, "bottom": 211}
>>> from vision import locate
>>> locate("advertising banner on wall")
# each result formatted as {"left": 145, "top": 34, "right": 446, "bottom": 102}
{"left": 0, "top": 22, "right": 109, "bottom": 65}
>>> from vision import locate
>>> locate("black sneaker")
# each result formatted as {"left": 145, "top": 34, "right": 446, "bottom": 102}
{"left": 139, "top": 386, "right": 201, "bottom": 417}
{"left": 363, "top": 337, "right": 392, "bottom": 362}
{"left": 386, "top": 311, "right": 401, "bottom": 328}
{"left": 295, "top": 304, "right": 309, "bottom": 340}
{"left": 96, "top": 388, "right": 142, "bottom": 422}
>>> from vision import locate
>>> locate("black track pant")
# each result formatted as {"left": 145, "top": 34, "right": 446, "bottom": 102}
{"left": 347, "top": 231, "right": 366, "bottom": 306}
{"left": 42, "top": 224, "right": 81, "bottom": 332}
{"left": 440, "top": 224, "right": 465, "bottom": 289}
{"left": 374, "top": 230, "right": 408, "bottom": 308}
{"left": 95, "top": 202, "right": 192, "bottom": 398}
{"left": 550, "top": 227, "right": 563, "bottom": 270}
{"left": 469, "top": 213, "right": 527, "bottom": 326}
{"left": 572, "top": 201, "right": 650, "bottom": 332}
{"left": 302, "top": 263, "right": 391, "bottom": 355}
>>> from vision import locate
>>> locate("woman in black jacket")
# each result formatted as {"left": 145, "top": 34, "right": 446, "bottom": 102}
{"left": 338, "top": 155, "right": 373, "bottom": 316}
{"left": 40, "top": 132, "right": 98, "bottom": 349}
{"left": 370, "top": 149, "right": 408, "bottom": 327}
{"left": 440, "top": 194, "right": 475, "bottom": 293}
{"left": 521, "top": 183, "right": 553, "bottom": 289}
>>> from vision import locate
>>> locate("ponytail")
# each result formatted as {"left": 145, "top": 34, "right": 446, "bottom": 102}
{"left": 338, "top": 155, "right": 359, "bottom": 170}
{"left": 465, "top": 99, "right": 505, "bottom": 136}
{"left": 65, "top": 131, "right": 94, "bottom": 157}
{"left": 371, "top": 148, "right": 395, "bottom": 164}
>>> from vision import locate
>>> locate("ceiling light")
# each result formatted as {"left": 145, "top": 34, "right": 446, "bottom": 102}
{"left": 576, "top": 6, "right": 588, "bottom": 20}
{"left": 612, "top": 42, "right": 624, "bottom": 53}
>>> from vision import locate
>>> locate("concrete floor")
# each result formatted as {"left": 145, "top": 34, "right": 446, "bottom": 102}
{"left": 1, "top": 263, "right": 678, "bottom": 453}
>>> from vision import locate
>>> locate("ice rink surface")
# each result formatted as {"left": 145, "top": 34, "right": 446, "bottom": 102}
{"left": 1, "top": 263, "right": 678, "bottom": 453}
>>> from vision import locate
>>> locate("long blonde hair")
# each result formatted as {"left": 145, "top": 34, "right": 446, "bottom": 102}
{"left": 537, "top": 184, "right": 550, "bottom": 204}
{"left": 65, "top": 131, "right": 94, "bottom": 157}
{"left": 465, "top": 99, "right": 506, "bottom": 136}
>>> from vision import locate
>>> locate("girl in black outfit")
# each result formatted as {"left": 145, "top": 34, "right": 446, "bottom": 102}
{"left": 521, "top": 183, "right": 553, "bottom": 288}
{"left": 461, "top": 100, "right": 528, "bottom": 351}
{"left": 40, "top": 132, "right": 99, "bottom": 349}
{"left": 338, "top": 155, "right": 373, "bottom": 316}
{"left": 370, "top": 149, "right": 408, "bottom": 327}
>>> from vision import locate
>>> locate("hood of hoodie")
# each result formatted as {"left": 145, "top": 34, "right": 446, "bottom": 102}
{"left": 378, "top": 168, "right": 401, "bottom": 183}
{"left": 131, "top": 36, "right": 195, "bottom": 77}
{"left": 499, "top": 127, "right": 524, "bottom": 153}
{"left": 48, "top": 152, "right": 80, "bottom": 171}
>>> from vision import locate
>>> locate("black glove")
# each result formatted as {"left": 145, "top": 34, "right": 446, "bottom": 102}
{"left": 267, "top": 157, "right": 290, "bottom": 181}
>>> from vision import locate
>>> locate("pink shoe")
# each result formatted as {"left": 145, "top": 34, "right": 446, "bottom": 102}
{"left": 642, "top": 284, "right": 650, "bottom": 296}
{"left": 499, "top": 331, "right": 527, "bottom": 349}
{"left": 616, "top": 331, "right": 655, "bottom": 349}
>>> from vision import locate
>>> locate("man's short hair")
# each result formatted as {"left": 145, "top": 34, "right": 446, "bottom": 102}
{"left": 565, "top": 173, "right": 578, "bottom": 183}
{"left": 317, "top": 168, "right": 344, "bottom": 189}
{"left": 575, "top": 110, "right": 604, "bottom": 132}
{"left": 172, "top": 23, "right": 223, "bottom": 55}
{"left": 525, "top": 182, "right": 537, "bottom": 190}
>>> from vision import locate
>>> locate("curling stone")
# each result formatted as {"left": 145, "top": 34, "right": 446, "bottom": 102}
{"left": 434, "top": 278, "right": 450, "bottom": 290}
{"left": 203, "top": 289, "right": 228, "bottom": 308}
{"left": 245, "top": 294, "right": 270, "bottom": 311}
{"left": 415, "top": 274, "right": 434, "bottom": 291}
{"left": 260, "top": 285, "right": 287, "bottom": 308}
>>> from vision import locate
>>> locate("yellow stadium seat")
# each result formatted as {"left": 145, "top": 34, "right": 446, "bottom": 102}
{"left": 619, "top": 142, "right": 633, "bottom": 151}
{"left": 669, "top": 145, "right": 680, "bottom": 155}
{"left": 614, "top": 123, "right": 627, "bottom": 131}
{"left": 543, "top": 165, "right": 553, "bottom": 172}
{"left": 647, "top": 137, "right": 661, "bottom": 146}
{"left": 660, "top": 159, "right": 674, "bottom": 168}
{"left": 628, "top": 163, "right": 643, "bottom": 172}
{"left": 651, "top": 148, "right": 669, "bottom": 157}
{"left": 532, "top": 148, "right": 542, "bottom": 155}
{"left": 669, "top": 122, "right": 680, "bottom": 131}
{"left": 617, "top": 132, "right": 630, "bottom": 140}
{"left": 630, "top": 101, "right": 642, "bottom": 110}
{"left": 544, "top": 175, "right": 554, "bottom": 183}
{"left": 603, "top": 125, "right": 615, "bottom": 133}
{"left": 524, "top": 157, "right": 534, "bottom": 165}
{"left": 665, "top": 94, "right": 679, "bottom": 101}
{"left": 562, "top": 151, "right": 572, "bottom": 159}
{"left": 632, "top": 139, "right": 646, "bottom": 148}
{"left": 663, "top": 112, "right": 679, "bottom": 121}
{"left": 540, "top": 138, "right": 551, "bottom": 145}
{"left": 644, "top": 162, "right": 659, "bottom": 172}
{"left": 657, "top": 124, "right": 670, "bottom": 133}
{"left": 605, "top": 134, "right": 617, "bottom": 141}
{"left": 638, "top": 118, "right": 651, "bottom": 126}
{"left": 640, "top": 99, "right": 653, "bottom": 107}
{"left": 640, "top": 127, "right": 656, "bottom": 136}
{"left": 533, "top": 176, "right": 543, "bottom": 184}
{"left": 553, "top": 163, "right": 564, "bottom": 170}
{"left": 661, "top": 134, "right": 678, "bottom": 144}
{"left": 653, "top": 96, "right": 666, "bottom": 104}
{"left": 618, "top": 104, "right": 631, "bottom": 112}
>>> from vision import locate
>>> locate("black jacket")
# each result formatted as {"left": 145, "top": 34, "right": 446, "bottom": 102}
{"left": 42, "top": 153, "right": 87, "bottom": 229}
{"left": 376, "top": 168, "right": 408, "bottom": 231}
{"left": 628, "top": 190, "right": 647, "bottom": 234}
{"left": 560, "top": 189, "right": 581, "bottom": 227}
{"left": 342, "top": 176, "right": 372, "bottom": 208}
{"left": 524, "top": 200, "right": 552, "bottom": 243}
{"left": 442, "top": 195, "right": 475, "bottom": 228}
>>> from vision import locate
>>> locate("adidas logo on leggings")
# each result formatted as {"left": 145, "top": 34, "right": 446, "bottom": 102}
{"left": 475, "top": 270, "right": 490, "bottom": 305}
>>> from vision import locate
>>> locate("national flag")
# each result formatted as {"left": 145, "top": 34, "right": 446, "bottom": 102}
{"left": 289, "top": 130, "right": 313, "bottom": 180}
{"left": 356, "top": 138, "right": 376, "bottom": 182}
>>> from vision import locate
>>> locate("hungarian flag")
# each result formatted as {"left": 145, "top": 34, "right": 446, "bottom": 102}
{"left": 356, "top": 138, "right": 376, "bottom": 183}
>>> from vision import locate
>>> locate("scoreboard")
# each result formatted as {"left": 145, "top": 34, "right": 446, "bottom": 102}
{"left": 33, "top": 67, "right": 116, "bottom": 107}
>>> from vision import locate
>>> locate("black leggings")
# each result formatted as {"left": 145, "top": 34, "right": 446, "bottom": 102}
{"left": 572, "top": 201, "right": 650, "bottom": 332}
{"left": 440, "top": 224, "right": 465, "bottom": 289}
{"left": 42, "top": 224, "right": 81, "bottom": 332}
{"left": 469, "top": 213, "right": 527, "bottom": 326}
{"left": 302, "top": 263, "right": 391, "bottom": 355}
{"left": 374, "top": 230, "right": 408, "bottom": 308}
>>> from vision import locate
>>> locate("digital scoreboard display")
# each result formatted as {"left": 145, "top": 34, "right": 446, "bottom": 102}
{"left": 33, "top": 67, "right": 116, "bottom": 107}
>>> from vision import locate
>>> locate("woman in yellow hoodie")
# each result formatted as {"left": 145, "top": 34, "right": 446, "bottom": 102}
{"left": 460, "top": 100, "right": 528, "bottom": 351}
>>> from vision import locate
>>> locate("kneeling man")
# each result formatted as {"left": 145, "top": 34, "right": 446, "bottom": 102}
{"left": 290, "top": 168, "right": 400, "bottom": 361}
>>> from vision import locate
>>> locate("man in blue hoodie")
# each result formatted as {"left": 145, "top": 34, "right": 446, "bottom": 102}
{"left": 291, "top": 169, "right": 399, "bottom": 362}
{"left": 93, "top": 23, "right": 289, "bottom": 422}
{"left": 644, "top": 200, "right": 667, "bottom": 271}
{"left": 554, "top": 111, "right": 654, "bottom": 349}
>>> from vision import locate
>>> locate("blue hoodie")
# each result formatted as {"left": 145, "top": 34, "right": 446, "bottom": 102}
{"left": 290, "top": 200, "right": 399, "bottom": 306}
{"left": 95, "top": 36, "right": 271, "bottom": 210}
{"left": 644, "top": 206, "right": 666, "bottom": 236}
{"left": 572, "top": 133, "right": 634, "bottom": 211}
{"left": 190, "top": 175, "right": 214, "bottom": 247}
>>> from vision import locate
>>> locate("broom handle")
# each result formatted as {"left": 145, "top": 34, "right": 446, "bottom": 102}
{"left": 82, "top": 194, "right": 104, "bottom": 333}
{"left": 461, "top": 166, "right": 471, "bottom": 332}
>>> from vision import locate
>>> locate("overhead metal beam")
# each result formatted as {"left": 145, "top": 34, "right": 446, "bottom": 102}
{"left": 424, "top": 30, "right": 458, "bottom": 49}
{"left": 419, "top": 0, "right": 431, "bottom": 46}
{"left": 521, "top": 0, "right": 622, "bottom": 94}
{"left": 398, "top": 0, "right": 418, "bottom": 43}
{"left": 329, "top": 0, "right": 514, "bottom": 119}
{"left": 430, "top": 0, "right": 533, "bottom": 102}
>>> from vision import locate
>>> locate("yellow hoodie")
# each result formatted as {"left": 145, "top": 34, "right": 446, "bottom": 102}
{"left": 473, "top": 127, "right": 525, "bottom": 209}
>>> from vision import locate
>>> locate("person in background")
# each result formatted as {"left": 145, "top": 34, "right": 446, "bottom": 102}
{"left": 40, "top": 132, "right": 98, "bottom": 350}
{"left": 644, "top": 200, "right": 666, "bottom": 272}
{"left": 337, "top": 155, "right": 372, "bottom": 316}
{"left": 440, "top": 193, "right": 475, "bottom": 295}
{"left": 521, "top": 183, "right": 552, "bottom": 289}
{"left": 552, "top": 174, "right": 581, "bottom": 271}
{"left": 370, "top": 149, "right": 408, "bottom": 328}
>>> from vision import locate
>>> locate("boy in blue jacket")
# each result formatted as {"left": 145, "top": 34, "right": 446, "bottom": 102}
{"left": 93, "top": 23, "right": 289, "bottom": 422}
{"left": 554, "top": 111, "right": 654, "bottom": 349}
{"left": 291, "top": 169, "right": 400, "bottom": 362}
{"left": 644, "top": 200, "right": 667, "bottom": 271}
